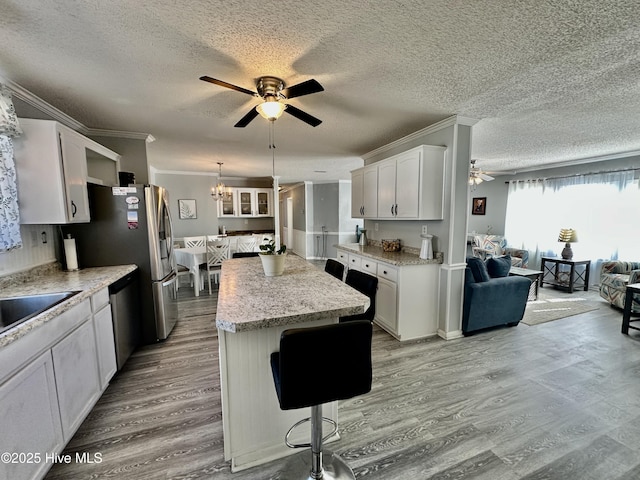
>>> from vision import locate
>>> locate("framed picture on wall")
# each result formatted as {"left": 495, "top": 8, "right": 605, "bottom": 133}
{"left": 178, "top": 199, "right": 197, "bottom": 219}
{"left": 472, "top": 197, "right": 486, "bottom": 215}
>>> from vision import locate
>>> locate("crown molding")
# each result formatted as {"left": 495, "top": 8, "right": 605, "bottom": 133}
{"left": 2, "top": 77, "right": 153, "bottom": 141}
{"left": 498, "top": 149, "right": 640, "bottom": 175}
{"left": 363, "top": 114, "right": 479, "bottom": 160}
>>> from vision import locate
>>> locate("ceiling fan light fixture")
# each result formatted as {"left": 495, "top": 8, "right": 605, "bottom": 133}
{"left": 256, "top": 99, "right": 286, "bottom": 121}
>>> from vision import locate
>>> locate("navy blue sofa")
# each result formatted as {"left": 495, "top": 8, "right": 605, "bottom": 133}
{"left": 462, "top": 256, "right": 531, "bottom": 335}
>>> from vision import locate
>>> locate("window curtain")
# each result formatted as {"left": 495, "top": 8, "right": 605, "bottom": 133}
{"left": 0, "top": 84, "right": 22, "bottom": 251}
{"left": 505, "top": 170, "right": 639, "bottom": 277}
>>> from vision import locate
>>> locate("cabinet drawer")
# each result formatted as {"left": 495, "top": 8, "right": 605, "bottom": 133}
{"left": 361, "top": 258, "right": 377, "bottom": 275}
{"left": 348, "top": 254, "right": 362, "bottom": 270}
{"left": 377, "top": 264, "right": 398, "bottom": 282}
{"left": 91, "top": 288, "right": 109, "bottom": 312}
{"left": 337, "top": 251, "right": 348, "bottom": 264}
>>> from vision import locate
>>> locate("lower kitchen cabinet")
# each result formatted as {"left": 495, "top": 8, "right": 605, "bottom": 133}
{"left": 0, "top": 351, "right": 63, "bottom": 480}
{"left": 339, "top": 251, "right": 439, "bottom": 340}
{"left": 52, "top": 318, "right": 101, "bottom": 442}
{"left": 93, "top": 305, "right": 117, "bottom": 390}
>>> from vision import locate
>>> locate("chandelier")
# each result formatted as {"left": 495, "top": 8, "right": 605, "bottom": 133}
{"left": 211, "top": 162, "right": 232, "bottom": 201}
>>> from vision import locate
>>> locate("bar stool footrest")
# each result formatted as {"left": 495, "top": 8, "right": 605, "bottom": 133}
{"left": 285, "top": 416, "right": 338, "bottom": 449}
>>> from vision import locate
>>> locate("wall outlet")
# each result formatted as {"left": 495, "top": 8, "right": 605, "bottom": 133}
{"left": 375, "top": 223, "right": 379, "bottom": 231}
{"left": 421, "top": 225, "right": 428, "bottom": 235}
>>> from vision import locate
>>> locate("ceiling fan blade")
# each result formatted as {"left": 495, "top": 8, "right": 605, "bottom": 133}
{"left": 479, "top": 173, "right": 495, "bottom": 181}
{"left": 234, "top": 107, "right": 259, "bottom": 128}
{"left": 283, "top": 104, "right": 322, "bottom": 127}
{"left": 283, "top": 79, "right": 324, "bottom": 99}
{"left": 200, "top": 76, "right": 257, "bottom": 96}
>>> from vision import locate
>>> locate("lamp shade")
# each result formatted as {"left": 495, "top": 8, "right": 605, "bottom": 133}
{"left": 558, "top": 228, "right": 578, "bottom": 243}
{"left": 256, "top": 100, "right": 286, "bottom": 121}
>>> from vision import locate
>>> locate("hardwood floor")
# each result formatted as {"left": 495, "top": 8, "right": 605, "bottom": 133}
{"left": 45, "top": 279, "right": 640, "bottom": 480}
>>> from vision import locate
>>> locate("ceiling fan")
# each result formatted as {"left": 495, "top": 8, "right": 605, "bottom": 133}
{"left": 469, "top": 159, "right": 495, "bottom": 186}
{"left": 200, "top": 75, "right": 324, "bottom": 128}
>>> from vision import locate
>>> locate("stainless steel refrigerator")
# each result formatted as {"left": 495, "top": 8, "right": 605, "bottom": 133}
{"left": 63, "top": 184, "right": 178, "bottom": 344}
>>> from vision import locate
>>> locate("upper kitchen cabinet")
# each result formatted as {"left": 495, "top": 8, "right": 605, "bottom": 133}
{"left": 376, "top": 145, "right": 446, "bottom": 220}
{"left": 351, "top": 164, "right": 378, "bottom": 218}
{"left": 219, "top": 188, "right": 273, "bottom": 218}
{"left": 14, "top": 119, "right": 120, "bottom": 224}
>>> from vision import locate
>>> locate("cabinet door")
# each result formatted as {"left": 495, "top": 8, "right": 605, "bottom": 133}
{"left": 377, "top": 160, "right": 396, "bottom": 218}
{"left": 395, "top": 151, "right": 421, "bottom": 218}
{"left": 59, "top": 129, "right": 91, "bottom": 222}
{"left": 237, "top": 189, "right": 254, "bottom": 216}
{"left": 94, "top": 305, "right": 117, "bottom": 390}
{"left": 255, "top": 189, "right": 272, "bottom": 216}
{"left": 376, "top": 277, "right": 398, "bottom": 333}
{"left": 351, "top": 169, "right": 364, "bottom": 218}
{"left": 362, "top": 166, "right": 378, "bottom": 218}
{"left": 52, "top": 319, "right": 101, "bottom": 441}
{"left": 0, "top": 351, "right": 63, "bottom": 480}
{"left": 218, "top": 190, "right": 236, "bottom": 217}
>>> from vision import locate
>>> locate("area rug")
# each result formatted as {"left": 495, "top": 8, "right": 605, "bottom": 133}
{"left": 521, "top": 296, "right": 601, "bottom": 326}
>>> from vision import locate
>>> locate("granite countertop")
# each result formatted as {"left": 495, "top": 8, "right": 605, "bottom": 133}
{"left": 336, "top": 243, "right": 444, "bottom": 266}
{"left": 0, "top": 263, "right": 138, "bottom": 348}
{"left": 215, "top": 255, "right": 369, "bottom": 333}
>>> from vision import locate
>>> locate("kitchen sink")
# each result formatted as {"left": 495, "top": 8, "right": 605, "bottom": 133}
{"left": 0, "top": 291, "right": 81, "bottom": 335}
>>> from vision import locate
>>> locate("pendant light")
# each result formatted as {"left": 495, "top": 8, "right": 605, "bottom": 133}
{"left": 211, "top": 162, "right": 232, "bottom": 201}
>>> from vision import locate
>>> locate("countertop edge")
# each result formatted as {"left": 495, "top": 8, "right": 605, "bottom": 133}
{"left": 335, "top": 244, "right": 443, "bottom": 266}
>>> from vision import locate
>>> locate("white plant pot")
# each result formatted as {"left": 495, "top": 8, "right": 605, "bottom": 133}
{"left": 259, "top": 253, "right": 287, "bottom": 276}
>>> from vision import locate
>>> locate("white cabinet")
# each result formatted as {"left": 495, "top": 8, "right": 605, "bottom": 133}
{"left": 376, "top": 276, "right": 398, "bottom": 333}
{"left": 52, "top": 318, "right": 101, "bottom": 441}
{"left": 351, "top": 165, "right": 378, "bottom": 218}
{"left": 339, "top": 249, "right": 439, "bottom": 340}
{"left": 377, "top": 145, "right": 446, "bottom": 220}
{"left": 92, "top": 289, "right": 117, "bottom": 390}
{"left": 218, "top": 188, "right": 273, "bottom": 218}
{"left": 14, "top": 119, "right": 120, "bottom": 224}
{"left": 0, "top": 351, "right": 63, "bottom": 480}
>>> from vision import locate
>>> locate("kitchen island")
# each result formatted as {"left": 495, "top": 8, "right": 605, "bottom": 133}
{"left": 215, "top": 254, "right": 369, "bottom": 472}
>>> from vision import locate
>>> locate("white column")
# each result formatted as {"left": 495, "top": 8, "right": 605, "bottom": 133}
{"left": 273, "top": 175, "right": 281, "bottom": 250}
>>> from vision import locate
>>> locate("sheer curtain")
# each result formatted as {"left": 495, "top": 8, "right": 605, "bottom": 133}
{"left": 0, "top": 84, "right": 22, "bottom": 252}
{"left": 505, "top": 170, "right": 639, "bottom": 276}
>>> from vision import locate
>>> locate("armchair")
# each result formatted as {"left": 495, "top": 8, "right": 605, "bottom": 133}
{"left": 599, "top": 261, "right": 640, "bottom": 312}
{"left": 463, "top": 256, "right": 531, "bottom": 335}
{"left": 471, "top": 234, "right": 529, "bottom": 268}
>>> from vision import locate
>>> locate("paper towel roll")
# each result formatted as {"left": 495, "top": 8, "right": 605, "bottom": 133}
{"left": 64, "top": 237, "right": 79, "bottom": 271}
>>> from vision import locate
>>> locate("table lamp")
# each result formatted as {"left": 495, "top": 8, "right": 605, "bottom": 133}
{"left": 558, "top": 228, "right": 578, "bottom": 259}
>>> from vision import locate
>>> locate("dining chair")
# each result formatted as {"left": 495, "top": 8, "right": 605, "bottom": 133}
{"left": 201, "top": 236, "right": 230, "bottom": 294}
{"left": 184, "top": 236, "right": 206, "bottom": 248}
{"left": 236, "top": 235, "right": 258, "bottom": 253}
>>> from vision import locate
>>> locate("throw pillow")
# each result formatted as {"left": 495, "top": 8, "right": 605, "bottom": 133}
{"left": 466, "top": 257, "right": 490, "bottom": 282}
{"left": 486, "top": 255, "right": 512, "bottom": 278}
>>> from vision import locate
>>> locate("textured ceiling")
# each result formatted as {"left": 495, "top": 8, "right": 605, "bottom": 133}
{"left": 1, "top": 0, "right": 640, "bottom": 182}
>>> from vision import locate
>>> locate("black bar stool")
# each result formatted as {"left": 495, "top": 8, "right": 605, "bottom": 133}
{"left": 270, "top": 320, "right": 373, "bottom": 479}
{"left": 325, "top": 259, "right": 345, "bottom": 280}
{"left": 339, "top": 269, "right": 378, "bottom": 322}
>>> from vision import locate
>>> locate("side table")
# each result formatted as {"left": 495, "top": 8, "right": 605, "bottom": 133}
{"left": 540, "top": 257, "right": 591, "bottom": 293}
{"left": 509, "top": 266, "right": 543, "bottom": 301}
{"left": 622, "top": 283, "right": 640, "bottom": 334}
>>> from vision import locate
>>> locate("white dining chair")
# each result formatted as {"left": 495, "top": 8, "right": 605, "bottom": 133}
{"left": 236, "top": 235, "right": 258, "bottom": 253}
{"left": 174, "top": 242, "right": 195, "bottom": 292}
{"left": 201, "top": 236, "right": 230, "bottom": 294}
{"left": 184, "top": 236, "right": 206, "bottom": 248}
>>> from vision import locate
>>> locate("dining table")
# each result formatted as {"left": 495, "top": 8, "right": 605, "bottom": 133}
{"left": 173, "top": 246, "right": 206, "bottom": 296}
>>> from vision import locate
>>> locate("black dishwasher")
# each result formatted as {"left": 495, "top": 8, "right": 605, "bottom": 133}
{"left": 109, "top": 269, "right": 141, "bottom": 370}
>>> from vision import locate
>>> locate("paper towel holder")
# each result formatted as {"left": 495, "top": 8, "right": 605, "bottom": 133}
{"left": 64, "top": 234, "right": 80, "bottom": 271}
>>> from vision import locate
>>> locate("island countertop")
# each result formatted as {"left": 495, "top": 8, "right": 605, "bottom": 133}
{"left": 215, "top": 255, "right": 369, "bottom": 333}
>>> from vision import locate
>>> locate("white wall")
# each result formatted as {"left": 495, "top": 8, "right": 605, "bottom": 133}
{"left": 0, "top": 225, "right": 57, "bottom": 276}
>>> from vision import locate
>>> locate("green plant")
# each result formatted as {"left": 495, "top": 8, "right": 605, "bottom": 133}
{"left": 259, "top": 239, "right": 286, "bottom": 255}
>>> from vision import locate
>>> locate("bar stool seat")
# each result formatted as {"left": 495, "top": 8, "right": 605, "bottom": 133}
{"left": 271, "top": 320, "right": 372, "bottom": 479}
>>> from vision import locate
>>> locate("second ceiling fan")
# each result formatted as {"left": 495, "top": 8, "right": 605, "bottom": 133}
{"left": 200, "top": 75, "right": 324, "bottom": 128}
